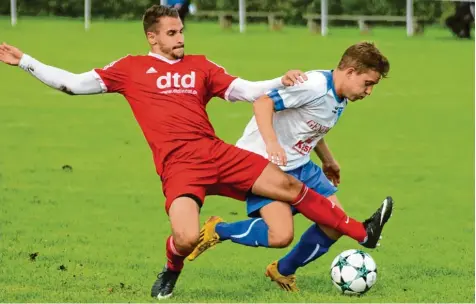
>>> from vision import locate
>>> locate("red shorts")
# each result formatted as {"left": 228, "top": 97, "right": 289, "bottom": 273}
{"left": 159, "top": 137, "right": 269, "bottom": 214}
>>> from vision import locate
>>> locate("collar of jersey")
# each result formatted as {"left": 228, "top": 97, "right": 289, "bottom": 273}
{"left": 324, "top": 70, "right": 344, "bottom": 104}
{"left": 148, "top": 52, "right": 182, "bottom": 64}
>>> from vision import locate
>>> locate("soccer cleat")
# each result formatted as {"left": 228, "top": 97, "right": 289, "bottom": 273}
{"left": 360, "top": 196, "right": 394, "bottom": 249}
{"left": 265, "top": 261, "right": 299, "bottom": 292}
{"left": 150, "top": 266, "right": 181, "bottom": 300}
{"left": 187, "top": 216, "right": 223, "bottom": 261}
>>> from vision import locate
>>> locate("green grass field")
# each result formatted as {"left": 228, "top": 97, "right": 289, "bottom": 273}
{"left": 0, "top": 18, "right": 474, "bottom": 302}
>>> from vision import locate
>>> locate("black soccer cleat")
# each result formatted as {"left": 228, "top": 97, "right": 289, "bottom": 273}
{"left": 151, "top": 266, "right": 181, "bottom": 300}
{"left": 360, "top": 196, "right": 394, "bottom": 249}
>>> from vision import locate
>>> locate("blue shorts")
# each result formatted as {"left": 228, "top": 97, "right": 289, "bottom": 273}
{"left": 246, "top": 161, "right": 338, "bottom": 217}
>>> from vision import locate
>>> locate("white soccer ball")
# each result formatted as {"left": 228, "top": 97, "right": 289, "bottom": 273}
{"left": 330, "top": 249, "right": 377, "bottom": 295}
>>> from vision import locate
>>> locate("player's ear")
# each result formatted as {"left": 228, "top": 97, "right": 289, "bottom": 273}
{"left": 345, "top": 67, "right": 356, "bottom": 78}
{"left": 146, "top": 31, "right": 158, "bottom": 45}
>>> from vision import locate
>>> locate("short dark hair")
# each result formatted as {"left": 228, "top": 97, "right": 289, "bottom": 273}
{"left": 338, "top": 42, "right": 390, "bottom": 78}
{"left": 142, "top": 5, "right": 180, "bottom": 33}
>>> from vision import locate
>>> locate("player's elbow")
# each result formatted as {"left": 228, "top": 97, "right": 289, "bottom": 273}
{"left": 57, "top": 73, "right": 103, "bottom": 96}
{"left": 57, "top": 78, "right": 85, "bottom": 95}
{"left": 55, "top": 75, "right": 85, "bottom": 95}
{"left": 58, "top": 84, "right": 77, "bottom": 95}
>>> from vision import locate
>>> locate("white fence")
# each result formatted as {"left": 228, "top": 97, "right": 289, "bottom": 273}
{"left": 8, "top": 0, "right": 475, "bottom": 35}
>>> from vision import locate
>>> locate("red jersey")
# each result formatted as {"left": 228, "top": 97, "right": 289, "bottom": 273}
{"left": 93, "top": 53, "right": 237, "bottom": 175}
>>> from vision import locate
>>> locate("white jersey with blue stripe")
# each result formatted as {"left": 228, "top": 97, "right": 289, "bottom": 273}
{"left": 236, "top": 70, "right": 348, "bottom": 171}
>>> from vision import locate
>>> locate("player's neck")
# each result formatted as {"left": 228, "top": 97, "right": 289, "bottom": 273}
{"left": 332, "top": 69, "right": 345, "bottom": 100}
{"left": 148, "top": 49, "right": 182, "bottom": 64}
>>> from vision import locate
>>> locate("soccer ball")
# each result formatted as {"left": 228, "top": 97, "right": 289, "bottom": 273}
{"left": 330, "top": 249, "right": 377, "bottom": 295}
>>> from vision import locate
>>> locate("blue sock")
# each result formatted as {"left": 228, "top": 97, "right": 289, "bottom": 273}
{"left": 278, "top": 224, "right": 336, "bottom": 276}
{"left": 215, "top": 218, "right": 269, "bottom": 247}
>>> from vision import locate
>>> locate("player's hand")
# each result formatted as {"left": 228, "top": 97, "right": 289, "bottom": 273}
{"left": 0, "top": 43, "right": 24, "bottom": 66}
{"left": 323, "top": 160, "right": 340, "bottom": 186}
{"left": 281, "top": 70, "right": 308, "bottom": 86}
{"left": 266, "top": 141, "right": 287, "bottom": 166}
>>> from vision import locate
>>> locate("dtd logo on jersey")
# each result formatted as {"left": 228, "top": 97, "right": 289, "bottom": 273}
{"left": 156, "top": 72, "right": 198, "bottom": 95}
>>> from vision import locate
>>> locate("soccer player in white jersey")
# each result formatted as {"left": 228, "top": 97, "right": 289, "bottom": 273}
{"left": 187, "top": 42, "right": 392, "bottom": 291}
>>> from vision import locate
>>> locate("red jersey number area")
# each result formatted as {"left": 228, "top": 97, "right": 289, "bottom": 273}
{"left": 161, "top": 138, "right": 269, "bottom": 213}
{"left": 93, "top": 54, "right": 237, "bottom": 175}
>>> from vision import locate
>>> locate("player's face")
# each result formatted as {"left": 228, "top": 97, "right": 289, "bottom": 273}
{"left": 344, "top": 68, "right": 381, "bottom": 102}
{"left": 150, "top": 17, "right": 185, "bottom": 60}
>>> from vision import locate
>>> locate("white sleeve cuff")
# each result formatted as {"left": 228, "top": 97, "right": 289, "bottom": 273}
{"left": 19, "top": 54, "right": 36, "bottom": 71}
{"left": 224, "top": 78, "right": 238, "bottom": 101}
{"left": 91, "top": 70, "right": 108, "bottom": 93}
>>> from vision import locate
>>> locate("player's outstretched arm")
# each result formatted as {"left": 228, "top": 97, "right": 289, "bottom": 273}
{"left": 253, "top": 95, "right": 287, "bottom": 166}
{"left": 314, "top": 139, "right": 340, "bottom": 186}
{"left": 0, "top": 43, "right": 103, "bottom": 95}
{"left": 227, "top": 70, "right": 308, "bottom": 102}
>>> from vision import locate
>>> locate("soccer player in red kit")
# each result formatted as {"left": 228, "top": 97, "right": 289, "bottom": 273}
{"left": 0, "top": 5, "right": 392, "bottom": 300}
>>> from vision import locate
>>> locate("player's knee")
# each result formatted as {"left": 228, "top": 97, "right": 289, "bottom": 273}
{"left": 280, "top": 174, "right": 302, "bottom": 199}
{"left": 173, "top": 231, "right": 199, "bottom": 254}
{"left": 279, "top": 174, "right": 302, "bottom": 196}
{"left": 268, "top": 228, "right": 294, "bottom": 248}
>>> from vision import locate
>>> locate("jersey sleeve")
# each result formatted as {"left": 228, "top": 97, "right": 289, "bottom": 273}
{"left": 93, "top": 55, "right": 131, "bottom": 93}
{"left": 206, "top": 59, "right": 238, "bottom": 99}
{"left": 267, "top": 72, "right": 327, "bottom": 111}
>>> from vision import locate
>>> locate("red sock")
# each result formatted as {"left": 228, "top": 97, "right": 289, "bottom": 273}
{"left": 165, "top": 236, "right": 186, "bottom": 272}
{"left": 292, "top": 185, "right": 367, "bottom": 242}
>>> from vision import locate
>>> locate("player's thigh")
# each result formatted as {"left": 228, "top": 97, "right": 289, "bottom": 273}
{"left": 213, "top": 142, "right": 270, "bottom": 200}
{"left": 251, "top": 163, "right": 303, "bottom": 203}
{"left": 162, "top": 159, "right": 216, "bottom": 213}
{"left": 168, "top": 196, "right": 201, "bottom": 254}
{"left": 260, "top": 201, "right": 294, "bottom": 248}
